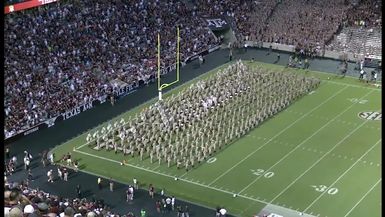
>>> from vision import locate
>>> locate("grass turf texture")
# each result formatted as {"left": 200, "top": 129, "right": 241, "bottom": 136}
{"left": 52, "top": 61, "right": 381, "bottom": 217}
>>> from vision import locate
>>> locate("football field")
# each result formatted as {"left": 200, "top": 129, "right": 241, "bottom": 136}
{"left": 52, "top": 61, "right": 381, "bottom": 217}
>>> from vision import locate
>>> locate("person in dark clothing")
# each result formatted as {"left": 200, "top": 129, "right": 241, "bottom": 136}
{"left": 267, "top": 45, "right": 272, "bottom": 55}
{"left": 184, "top": 205, "right": 190, "bottom": 217}
{"left": 5, "top": 147, "right": 10, "bottom": 159}
{"left": 274, "top": 53, "right": 280, "bottom": 64}
{"left": 229, "top": 49, "right": 233, "bottom": 62}
{"left": 76, "top": 184, "right": 81, "bottom": 198}
{"left": 27, "top": 169, "right": 33, "bottom": 181}
{"left": 177, "top": 205, "right": 183, "bottom": 217}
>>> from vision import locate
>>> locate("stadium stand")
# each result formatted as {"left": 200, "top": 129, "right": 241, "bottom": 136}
{"left": 5, "top": 180, "right": 123, "bottom": 217}
{"left": 4, "top": 0, "right": 219, "bottom": 139}
{"left": 327, "top": 0, "right": 382, "bottom": 57}
{"left": 195, "top": 0, "right": 279, "bottom": 43}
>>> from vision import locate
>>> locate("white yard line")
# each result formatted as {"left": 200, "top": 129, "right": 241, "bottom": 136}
{"left": 269, "top": 113, "right": 376, "bottom": 204}
{"left": 237, "top": 90, "right": 374, "bottom": 195}
{"left": 343, "top": 178, "right": 381, "bottom": 217}
{"left": 303, "top": 139, "right": 381, "bottom": 212}
{"left": 325, "top": 80, "right": 380, "bottom": 91}
{"left": 206, "top": 86, "right": 348, "bottom": 186}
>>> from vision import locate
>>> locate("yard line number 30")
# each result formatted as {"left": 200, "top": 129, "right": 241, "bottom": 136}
{"left": 311, "top": 185, "right": 339, "bottom": 195}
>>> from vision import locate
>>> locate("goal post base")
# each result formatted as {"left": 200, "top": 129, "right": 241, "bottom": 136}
{"left": 158, "top": 90, "right": 163, "bottom": 101}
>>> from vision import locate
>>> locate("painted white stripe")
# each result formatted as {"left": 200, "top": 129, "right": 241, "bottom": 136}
{"left": 343, "top": 178, "right": 381, "bottom": 217}
{"left": 303, "top": 139, "right": 381, "bottom": 212}
{"left": 269, "top": 112, "right": 376, "bottom": 204}
{"left": 207, "top": 86, "right": 348, "bottom": 186}
{"left": 326, "top": 80, "right": 381, "bottom": 91}
{"left": 237, "top": 90, "right": 374, "bottom": 195}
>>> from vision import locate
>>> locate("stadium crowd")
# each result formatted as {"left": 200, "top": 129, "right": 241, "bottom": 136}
{"left": 87, "top": 61, "right": 320, "bottom": 169}
{"left": 261, "top": 0, "right": 351, "bottom": 56}
{"left": 4, "top": 180, "right": 123, "bottom": 217}
{"left": 195, "top": 0, "right": 278, "bottom": 42}
{"left": 4, "top": 0, "right": 219, "bottom": 139}
{"left": 326, "top": 0, "right": 382, "bottom": 56}
{"left": 345, "top": 0, "right": 382, "bottom": 28}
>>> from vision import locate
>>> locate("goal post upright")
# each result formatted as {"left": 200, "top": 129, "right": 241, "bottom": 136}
{"left": 158, "top": 33, "right": 162, "bottom": 100}
{"left": 157, "top": 26, "right": 180, "bottom": 101}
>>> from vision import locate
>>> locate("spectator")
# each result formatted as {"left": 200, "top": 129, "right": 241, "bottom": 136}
{"left": 97, "top": 177, "right": 102, "bottom": 190}
{"left": 4, "top": 0, "right": 219, "bottom": 139}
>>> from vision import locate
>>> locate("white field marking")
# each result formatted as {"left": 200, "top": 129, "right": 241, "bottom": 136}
{"left": 207, "top": 86, "right": 348, "bottom": 186}
{"left": 286, "top": 110, "right": 379, "bottom": 130}
{"left": 325, "top": 80, "right": 381, "bottom": 91}
{"left": 343, "top": 178, "right": 381, "bottom": 217}
{"left": 269, "top": 113, "right": 376, "bottom": 204}
{"left": 237, "top": 90, "right": 373, "bottom": 195}
{"left": 73, "top": 147, "right": 315, "bottom": 216}
{"left": 303, "top": 139, "right": 381, "bottom": 212}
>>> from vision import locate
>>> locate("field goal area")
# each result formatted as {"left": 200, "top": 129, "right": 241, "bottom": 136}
{"left": 54, "top": 61, "right": 381, "bottom": 217}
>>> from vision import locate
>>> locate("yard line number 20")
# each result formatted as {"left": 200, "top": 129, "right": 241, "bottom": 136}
{"left": 251, "top": 169, "right": 275, "bottom": 178}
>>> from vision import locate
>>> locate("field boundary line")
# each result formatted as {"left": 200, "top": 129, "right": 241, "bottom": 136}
{"left": 237, "top": 90, "right": 374, "bottom": 195}
{"left": 207, "top": 86, "right": 348, "bottom": 186}
{"left": 303, "top": 139, "right": 381, "bottom": 212}
{"left": 269, "top": 110, "right": 377, "bottom": 204}
{"left": 325, "top": 80, "right": 380, "bottom": 91}
{"left": 73, "top": 148, "right": 315, "bottom": 216}
{"left": 343, "top": 178, "right": 381, "bottom": 217}
{"left": 280, "top": 64, "right": 381, "bottom": 91}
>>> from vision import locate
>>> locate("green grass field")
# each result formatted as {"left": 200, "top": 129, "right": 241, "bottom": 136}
{"left": 52, "top": 61, "right": 381, "bottom": 217}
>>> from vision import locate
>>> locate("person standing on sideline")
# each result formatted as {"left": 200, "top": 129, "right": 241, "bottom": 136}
{"left": 76, "top": 184, "right": 81, "bottom": 198}
{"left": 126, "top": 187, "right": 131, "bottom": 202}
{"left": 267, "top": 44, "right": 272, "bottom": 55}
{"left": 129, "top": 185, "right": 134, "bottom": 200}
{"left": 73, "top": 160, "right": 79, "bottom": 172}
{"left": 199, "top": 55, "right": 204, "bottom": 67}
{"left": 155, "top": 201, "right": 161, "bottom": 213}
{"left": 165, "top": 197, "right": 172, "bottom": 212}
{"left": 110, "top": 94, "right": 115, "bottom": 106}
{"left": 12, "top": 155, "right": 17, "bottom": 166}
{"left": 140, "top": 208, "right": 146, "bottom": 217}
{"left": 63, "top": 168, "right": 68, "bottom": 181}
{"left": 57, "top": 167, "right": 63, "bottom": 180}
{"left": 24, "top": 156, "right": 30, "bottom": 170}
{"left": 27, "top": 169, "right": 33, "bottom": 181}
{"left": 5, "top": 147, "right": 10, "bottom": 160}
{"left": 41, "top": 150, "right": 48, "bottom": 167}
{"left": 229, "top": 49, "right": 233, "bottom": 62}
{"left": 98, "top": 177, "right": 102, "bottom": 189}
{"left": 47, "top": 169, "right": 53, "bottom": 183}
{"left": 184, "top": 205, "right": 190, "bottom": 217}
{"left": 133, "top": 177, "right": 138, "bottom": 189}
{"left": 171, "top": 196, "right": 175, "bottom": 211}
{"left": 109, "top": 179, "right": 114, "bottom": 192}
{"left": 148, "top": 184, "right": 154, "bottom": 198}
{"left": 274, "top": 53, "right": 280, "bottom": 64}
